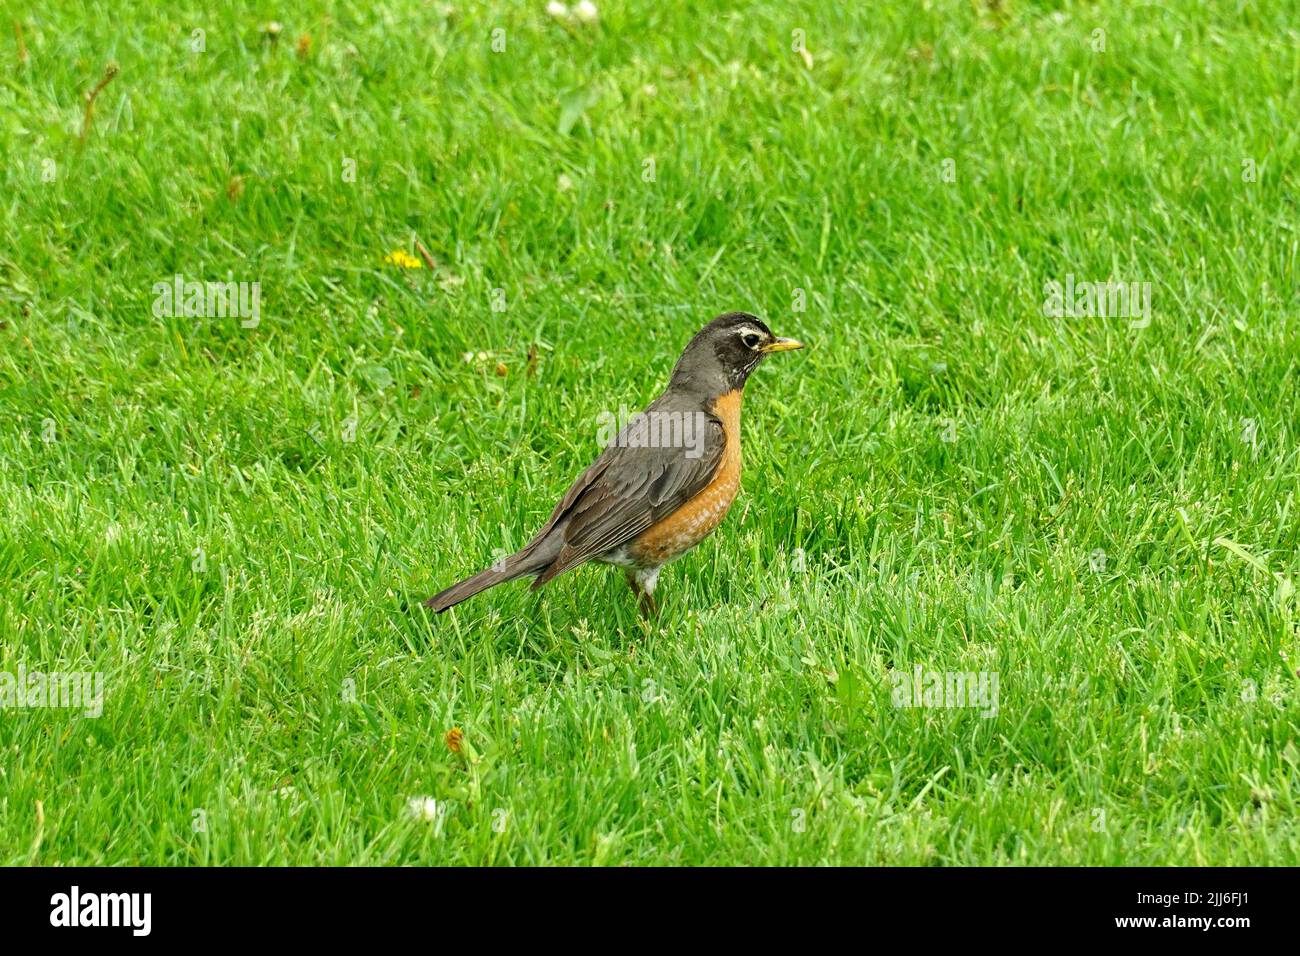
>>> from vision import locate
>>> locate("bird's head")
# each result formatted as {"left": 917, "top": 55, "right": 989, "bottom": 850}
{"left": 668, "top": 312, "right": 804, "bottom": 394}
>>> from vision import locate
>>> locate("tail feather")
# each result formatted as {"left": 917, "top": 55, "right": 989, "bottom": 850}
{"left": 423, "top": 552, "right": 537, "bottom": 612}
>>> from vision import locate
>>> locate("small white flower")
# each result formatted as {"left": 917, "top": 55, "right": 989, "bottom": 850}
{"left": 406, "top": 796, "right": 442, "bottom": 822}
{"left": 557, "top": 173, "right": 574, "bottom": 192}
{"left": 546, "top": 1, "right": 568, "bottom": 18}
{"left": 573, "top": 1, "right": 598, "bottom": 23}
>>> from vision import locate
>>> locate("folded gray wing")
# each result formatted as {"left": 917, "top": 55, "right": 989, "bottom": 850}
{"left": 526, "top": 405, "right": 725, "bottom": 586}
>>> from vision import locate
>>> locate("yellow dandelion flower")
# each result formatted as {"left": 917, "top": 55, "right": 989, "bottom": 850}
{"left": 384, "top": 249, "right": 422, "bottom": 269}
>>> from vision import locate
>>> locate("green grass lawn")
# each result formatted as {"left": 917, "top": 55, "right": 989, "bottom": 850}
{"left": 2, "top": 0, "right": 1298, "bottom": 865}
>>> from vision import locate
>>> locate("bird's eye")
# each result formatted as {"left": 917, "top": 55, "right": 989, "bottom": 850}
{"left": 741, "top": 332, "right": 762, "bottom": 350}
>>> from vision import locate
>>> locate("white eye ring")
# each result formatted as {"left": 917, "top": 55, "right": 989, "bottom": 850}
{"left": 740, "top": 331, "right": 763, "bottom": 349}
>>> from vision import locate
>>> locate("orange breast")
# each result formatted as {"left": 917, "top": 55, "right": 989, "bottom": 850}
{"left": 629, "top": 390, "right": 742, "bottom": 565}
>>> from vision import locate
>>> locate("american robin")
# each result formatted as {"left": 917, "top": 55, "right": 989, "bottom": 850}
{"left": 425, "top": 312, "right": 804, "bottom": 616}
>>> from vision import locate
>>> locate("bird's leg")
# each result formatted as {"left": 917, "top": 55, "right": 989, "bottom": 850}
{"left": 624, "top": 569, "right": 660, "bottom": 619}
{"left": 638, "top": 589, "right": 659, "bottom": 619}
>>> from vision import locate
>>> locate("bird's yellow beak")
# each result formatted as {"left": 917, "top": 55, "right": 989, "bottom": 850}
{"left": 761, "top": 336, "right": 804, "bottom": 353}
